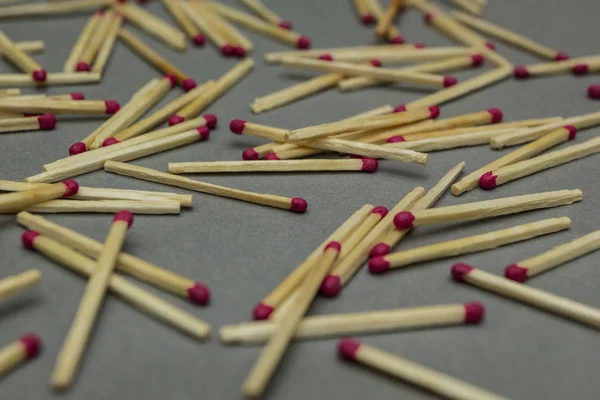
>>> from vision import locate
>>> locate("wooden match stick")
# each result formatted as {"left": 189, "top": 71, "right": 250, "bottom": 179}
{"left": 200, "top": 4, "right": 253, "bottom": 57}
{"left": 338, "top": 338, "right": 508, "bottom": 400}
{"left": 74, "top": 10, "right": 113, "bottom": 72}
{"left": 320, "top": 187, "right": 425, "bottom": 297}
{"left": 451, "top": 0, "right": 483, "bottom": 15}
{"left": 24, "top": 232, "right": 211, "bottom": 339}
{"left": 17, "top": 211, "right": 210, "bottom": 304}
{"left": 0, "top": 114, "right": 56, "bottom": 134}
{"left": 264, "top": 44, "right": 419, "bottom": 64}
{"left": 222, "top": 302, "right": 482, "bottom": 344}
{"left": 513, "top": 55, "right": 600, "bottom": 79}
{"left": 452, "top": 11, "right": 568, "bottom": 61}
{"left": 91, "top": 10, "right": 123, "bottom": 74}
{"left": 392, "top": 189, "right": 582, "bottom": 231}
{"left": 338, "top": 206, "right": 388, "bottom": 260}
{"left": 252, "top": 205, "right": 375, "bottom": 320}
{"left": 169, "top": 59, "right": 254, "bottom": 124}
{"left": 325, "top": 46, "right": 471, "bottom": 63}
{"left": 0, "top": 30, "right": 47, "bottom": 81}
{"left": 218, "top": 16, "right": 254, "bottom": 55}
{"left": 119, "top": 3, "right": 186, "bottom": 51}
{"left": 0, "top": 0, "right": 112, "bottom": 19}
{"left": 452, "top": 263, "right": 600, "bottom": 331}
{"left": 230, "top": 119, "right": 289, "bottom": 141}
{"left": 0, "top": 88, "right": 20, "bottom": 97}
{"left": 353, "top": 0, "right": 375, "bottom": 25}
{"left": 370, "top": 162, "right": 465, "bottom": 257}
{"left": 118, "top": 28, "right": 197, "bottom": 91}
{"left": 366, "top": 0, "right": 404, "bottom": 42}
{"left": 481, "top": 135, "right": 600, "bottom": 189}
{"left": 51, "top": 211, "right": 133, "bottom": 390}
{"left": 26, "top": 199, "right": 181, "bottom": 214}
{"left": 507, "top": 229, "right": 600, "bottom": 284}
{"left": 104, "top": 161, "right": 308, "bottom": 213}
{"left": 0, "top": 72, "right": 101, "bottom": 87}
{"left": 241, "top": 0, "right": 292, "bottom": 29}
{"left": 63, "top": 10, "right": 103, "bottom": 72}
{"left": 369, "top": 217, "right": 571, "bottom": 273}
{"left": 0, "top": 269, "right": 41, "bottom": 303}
{"left": 0, "top": 180, "right": 78, "bottom": 213}
{"left": 1, "top": 40, "right": 45, "bottom": 55}
{"left": 210, "top": 2, "right": 311, "bottom": 49}
{"left": 0, "top": 334, "right": 41, "bottom": 378}
{"left": 0, "top": 98, "right": 119, "bottom": 115}
{"left": 183, "top": 1, "right": 231, "bottom": 54}
{"left": 26, "top": 127, "right": 211, "bottom": 182}
{"left": 169, "top": 159, "right": 378, "bottom": 174}
{"left": 161, "top": 0, "right": 205, "bottom": 46}
{"left": 279, "top": 57, "right": 454, "bottom": 88}
{"left": 375, "top": 0, "right": 403, "bottom": 38}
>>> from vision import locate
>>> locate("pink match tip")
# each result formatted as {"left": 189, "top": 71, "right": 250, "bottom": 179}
{"left": 70, "top": 92, "right": 85, "bottom": 100}
{"left": 504, "top": 263, "right": 529, "bottom": 282}
{"left": 338, "top": 338, "right": 361, "bottom": 360}
{"left": 203, "top": 114, "right": 217, "bottom": 129}
{"left": 69, "top": 142, "right": 87, "bottom": 155}
{"left": 221, "top": 44, "right": 235, "bottom": 56}
{"left": 252, "top": 303, "right": 274, "bottom": 320}
{"left": 471, "top": 54, "right": 484, "bottom": 66}
{"left": 169, "top": 115, "right": 185, "bottom": 126}
{"left": 394, "top": 104, "right": 407, "bottom": 113}
{"left": 297, "top": 36, "right": 311, "bottom": 49}
{"left": 555, "top": 52, "right": 570, "bottom": 61}
{"left": 182, "top": 78, "right": 197, "bottom": 91}
{"left": 290, "top": 197, "right": 308, "bottom": 213}
{"left": 163, "top": 74, "right": 176, "bottom": 87}
{"left": 514, "top": 66, "right": 530, "bottom": 79}
{"left": 564, "top": 124, "right": 577, "bottom": 139}
{"left": 113, "top": 210, "right": 134, "bottom": 228}
{"left": 21, "top": 231, "right": 40, "bottom": 249}
{"left": 479, "top": 171, "right": 497, "bottom": 190}
{"left": 37, "top": 113, "right": 56, "bottom": 130}
{"left": 193, "top": 34, "right": 205, "bottom": 46}
{"left": 393, "top": 211, "right": 415, "bottom": 230}
{"left": 196, "top": 126, "right": 210, "bottom": 140}
{"left": 102, "top": 137, "right": 120, "bottom": 146}
{"left": 325, "top": 241, "right": 342, "bottom": 253}
{"left": 368, "top": 256, "right": 391, "bottom": 274}
{"left": 32, "top": 69, "right": 47, "bottom": 81}
{"left": 76, "top": 62, "right": 90, "bottom": 72}
{"left": 318, "top": 53, "right": 333, "bottom": 61}
{"left": 265, "top": 152, "right": 280, "bottom": 160}
{"left": 588, "top": 84, "right": 600, "bottom": 99}
{"left": 486, "top": 108, "right": 503, "bottom": 123}
{"left": 428, "top": 105, "right": 440, "bottom": 118}
{"left": 451, "top": 262, "right": 474, "bottom": 281}
{"left": 369, "top": 59, "right": 382, "bottom": 68}
{"left": 424, "top": 12, "right": 434, "bottom": 24}
{"left": 61, "top": 179, "right": 79, "bottom": 197}
{"left": 19, "top": 333, "right": 42, "bottom": 359}
{"left": 104, "top": 100, "right": 120, "bottom": 114}
{"left": 485, "top": 42, "right": 496, "bottom": 50}
{"left": 572, "top": 64, "right": 589, "bottom": 75}
{"left": 319, "top": 275, "right": 341, "bottom": 297}
{"left": 187, "top": 282, "right": 210, "bottom": 305}
{"left": 372, "top": 206, "right": 388, "bottom": 217}
{"left": 463, "top": 302, "right": 485, "bottom": 324}
{"left": 414, "top": 42, "right": 426, "bottom": 49}
{"left": 390, "top": 35, "right": 405, "bottom": 44}
{"left": 443, "top": 75, "right": 458, "bottom": 87}
{"left": 234, "top": 46, "right": 246, "bottom": 58}
{"left": 386, "top": 135, "right": 405, "bottom": 143}
{"left": 242, "top": 148, "right": 259, "bottom": 160}
{"left": 360, "top": 158, "right": 378, "bottom": 172}
{"left": 361, "top": 14, "right": 375, "bottom": 25}
{"left": 229, "top": 119, "right": 246, "bottom": 134}
{"left": 278, "top": 21, "right": 293, "bottom": 30}
{"left": 370, "top": 243, "right": 391, "bottom": 257}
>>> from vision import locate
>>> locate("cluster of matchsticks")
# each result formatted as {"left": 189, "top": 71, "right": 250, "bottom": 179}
{"left": 1, "top": 0, "right": 599, "bottom": 398}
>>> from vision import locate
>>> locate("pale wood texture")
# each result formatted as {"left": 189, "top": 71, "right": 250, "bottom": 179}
{"left": 365, "top": 0, "right": 403, "bottom": 41}
{"left": 0, "top": 88, "right": 20, "bottom": 97}
{"left": 63, "top": 11, "right": 102, "bottom": 72}
{"left": 0, "top": 72, "right": 101, "bottom": 87}
{"left": 386, "top": 127, "right": 514, "bottom": 152}
{"left": 0, "top": 30, "right": 43, "bottom": 74}
{"left": 168, "top": 159, "right": 372, "bottom": 174}
{"left": 119, "top": 3, "right": 186, "bottom": 51}
{"left": 0, "top": 182, "right": 70, "bottom": 213}
{"left": 375, "top": 0, "right": 403, "bottom": 37}
{"left": 338, "top": 209, "right": 386, "bottom": 260}
{"left": 161, "top": 0, "right": 202, "bottom": 42}
{"left": 264, "top": 44, "right": 416, "bottom": 64}
{"left": 452, "top": 0, "right": 483, "bottom": 15}
{"left": 0, "top": 339, "right": 29, "bottom": 377}
{"left": 241, "top": 0, "right": 285, "bottom": 24}
{"left": 518, "top": 55, "right": 600, "bottom": 77}
{"left": 77, "top": 10, "right": 112, "bottom": 68}
{"left": 26, "top": 199, "right": 181, "bottom": 214}
{"left": 237, "top": 121, "right": 289, "bottom": 141}
{"left": 0, "top": 116, "right": 44, "bottom": 133}
{"left": 353, "top": 0, "right": 372, "bottom": 20}
{"left": 331, "top": 47, "right": 471, "bottom": 63}
{"left": 184, "top": 2, "right": 229, "bottom": 49}
{"left": 5, "top": 40, "right": 44, "bottom": 54}
{"left": 0, "top": 269, "right": 41, "bottom": 303}
{"left": 92, "top": 11, "right": 123, "bottom": 74}
{"left": 0, "top": 98, "right": 112, "bottom": 115}
{"left": 0, "top": 0, "right": 113, "bottom": 19}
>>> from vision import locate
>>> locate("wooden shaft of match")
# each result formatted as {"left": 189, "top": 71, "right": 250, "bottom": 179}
{"left": 0, "top": 72, "right": 101, "bottom": 87}
{"left": 119, "top": 3, "right": 186, "bottom": 51}
{"left": 0, "top": 269, "right": 41, "bottom": 303}
{"left": 17, "top": 212, "right": 203, "bottom": 302}
{"left": 0, "top": 116, "right": 47, "bottom": 133}
{"left": 353, "top": 0, "right": 372, "bottom": 20}
{"left": 11, "top": 40, "right": 45, "bottom": 54}
{"left": 451, "top": 0, "right": 483, "bottom": 15}
{"left": 375, "top": 0, "right": 403, "bottom": 37}
{"left": 86, "top": 11, "right": 121, "bottom": 75}
{"left": 453, "top": 264, "right": 600, "bottom": 330}
{"left": 309, "top": 137, "right": 428, "bottom": 164}
{"left": 0, "top": 98, "right": 114, "bottom": 115}
{"left": 222, "top": 303, "right": 472, "bottom": 344}
{"left": 184, "top": 2, "right": 229, "bottom": 48}
{"left": 342, "top": 339, "right": 508, "bottom": 400}
{"left": 77, "top": 10, "right": 112, "bottom": 66}
{"left": 519, "top": 56, "right": 600, "bottom": 76}
{"left": 51, "top": 215, "right": 131, "bottom": 389}
{"left": 168, "top": 159, "right": 376, "bottom": 174}
{"left": 332, "top": 47, "right": 471, "bottom": 63}
{"left": 264, "top": 44, "right": 418, "bottom": 63}
{"left": 367, "top": 0, "right": 403, "bottom": 40}
{"left": 0, "top": 89, "right": 20, "bottom": 97}
{"left": 0, "top": 30, "right": 42, "bottom": 73}
{"left": 0, "top": 182, "right": 73, "bottom": 213}
{"left": 337, "top": 209, "right": 386, "bottom": 260}
{"left": 0, "top": 337, "right": 35, "bottom": 377}
{"left": 511, "top": 229, "right": 600, "bottom": 280}
{"left": 240, "top": 0, "right": 284, "bottom": 24}
{"left": 161, "top": 0, "right": 201, "bottom": 41}
{"left": 26, "top": 199, "right": 181, "bottom": 214}
{"left": 31, "top": 235, "right": 211, "bottom": 340}
{"left": 63, "top": 11, "right": 102, "bottom": 72}
{"left": 0, "top": 0, "right": 113, "bottom": 19}
{"left": 208, "top": 8, "right": 252, "bottom": 50}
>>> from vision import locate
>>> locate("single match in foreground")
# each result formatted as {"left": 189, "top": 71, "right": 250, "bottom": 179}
{"left": 0, "top": 334, "right": 42, "bottom": 378}
{"left": 168, "top": 159, "right": 378, "bottom": 174}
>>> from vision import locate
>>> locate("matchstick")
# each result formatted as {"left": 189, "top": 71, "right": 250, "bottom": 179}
{"left": 0, "top": 269, "right": 41, "bottom": 302}
{"left": 264, "top": 44, "right": 419, "bottom": 64}
{"left": 240, "top": 0, "right": 292, "bottom": 29}
{"left": 452, "top": 263, "right": 600, "bottom": 330}
{"left": 230, "top": 119, "right": 289, "bottom": 141}
{"left": 0, "top": 114, "right": 56, "bottom": 133}
{"left": 0, "top": 98, "right": 119, "bottom": 115}
{"left": 17, "top": 211, "right": 210, "bottom": 304}
{"left": 91, "top": 11, "right": 123, "bottom": 74}
{"left": 324, "top": 46, "right": 471, "bottom": 63}
{"left": 451, "top": 0, "right": 483, "bottom": 15}
{"left": 338, "top": 338, "right": 509, "bottom": 400}
{"left": 183, "top": 2, "right": 231, "bottom": 54}
{"left": 0, "top": 30, "right": 47, "bottom": 81}
{"left": 505, "top": 229, "right": 600, "bottom": 282}
{"left": 26, "top": 127, "right": 211, "bottom": 182}
{"left": 63, "top": 10, "right": 103, "bottom": 72}
{"left": 370, "top": 162, "right": 465, "bottom": 257}
{"left": 573, "top": 59, "right": 600, "bottom": 75}
{"left": 168, "top": 59, "right": 254, "bottom": 125}
{"left": 375, "top": 0, "right": 403, "bottom": 38}
{"left": 104, "top": 161, "right": 308, "bottom": 212}
{"left": 367, "top": 0, "right": 404, "bottom": 42}
{"left": 168, "top": 159, "right": 378, "bottom": 174}
{"left": 369, "top": 217, "right": 571, "bottom": 273}
{"left": 252, "top": 205, "right": 375, "bottom": 320}
{"left": 0, "top": 0, "right": 113, "bottom": 19}
{"left": 320, "top": 187, "right": 425, "bottom": 297}
{"left": 222, "top": 302, "right": 482, "bottom": 344}
{"left": 481, "top": 135, "right": 600, "bottom": 189}
{"left": 338, "top": 206, "right": 388, "bottom": 260}
{"left": 514, "top": 55, "right": 600, "bottom": 79}
{"left": 0, "top": 334, "right": 41, "bottom": 378}
{"left": 0, "top": 179, "right": 78, "bottom": 213}
{"left": 118, "top": 28, "right": 197, "bottom": 91}
{"left": 0, "top": 88, "right": 20, "bottom": 97}
{"left": 353, "top": 0, "right": 375, "bottom": 25}
{"left": 161, "top": 0, "right": 205, "bottom": 46}
{"left": 119, "top": 3, "right": 187, "bottom": 51}
{"left": 452, "top": 11, "right": 568, "bottom": 61}
{"left": 198, "top": 3, "right": 253, "bottom": 57}
{"left": 23, "top": 232, "right": 211, "bottom": 338}
{"left": 2, "top": 40, "right": 45, "bottom": 55}
{"left": 25, "top": 199, "right": 181, "bottom": 214}
{"left": 51, "top": 211, "right": 133, "bottom": 390}
{"left": 74, "top": 10, "right": 113, "bottom": 71}
{"left": 218, "top": 16, "right": 254, "bottom": 55}
{"left": 392, "top": 189, "right": 582, "bottom": 231}
{"left": 0, "top": 72, "right": 101, "bottom": 87}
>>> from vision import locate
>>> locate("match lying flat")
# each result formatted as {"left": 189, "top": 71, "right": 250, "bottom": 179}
{"left": 0, "top": 334, "right": 42, "bottom": 378}
{"left": 323, "top": 47, "right": 471, "bottom": 63}
{"left": 0, "top": 114, "right": 56, "bottom": 133}
{"left": 0, "top": 0, "right": 112, "bottom": 19}
{"left": 63, "top": 11, "right": 103, "bottom": 72}
{"left": 514, "top": 55, "right": 600, "bottom": 79}
{"left": 0, "top": 72, "right": 101, "bottom": 87}
{"left": 0, "top": 269, "right": 41, "bottom": 303}
{"left": 0, "top": 179, "right": 78, "bottom": 213}
{"left": 0, "top": 98, "right": 119, "bottom": 115}
{"left": 264, "top": 44, "right": 419, "bottom": 64}
{"left": 25, "top": 199, "right": 181, "bottom": 214}
{"left": 240, "top": 0, "right": 292, "bottom": 29}
{"left": 119, "top": 3, "right": 186, "bottom": 52}
{"left": 168, "top": 159, "right": 378, "bottom": 174}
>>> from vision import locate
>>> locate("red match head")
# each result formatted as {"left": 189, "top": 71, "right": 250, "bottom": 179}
{"left": 428, "top": 105, "right": 440, "bottom": 118}
{"left": 479, "top": 171, "right": 497, "bottom": 190}
{"left": 414, "top": 42, "right": 426, "bottom": 49}
{"left": 113, "top": 210, "right": 134, "bottom": 228}
{"left": 361, "top": 13, "right": 375, "bottom": 25}
{"left": 451, "top": 262, "right": 475, "bottom": 281}
{"left": 193, "top": 34, "right": 206, "bottom": 46}
{"left": 61, "top": 179, "right": 79, "bottom": 197}
{"left": 463, "top": 302, "right": 485, "bottom": 324}
{"left": 163, "top": 74, "right": 176, "bottom": 87}
{"left": 203, "top": 114, "right": 217, "bottom": 129}
{"left": 289, "top": 197, "right": 308, "bottom": 213}
{"left": 21, "top": 230, "right": 40, "bottom": 249}
{"left": 319, "top": 274, "right": 341, "bottom": 297}
{"left": 361, "top": 158, "right": 378, "bottom": 172}
{"left": 187, "top": 282, "right": 210, "bottom": 305}
{"left": 394, "top": 104, "right": 407, "bottom": 113}
{"left": 486, "top": 108, "right": 503, "bottom": 123}
{"left": 196, "top": 126, "right": 210, "bottom": 140}
{"left": 234, "top": 46, "right": 246, "bottom": 58}
{"left": 387, "top": 135, "right": 405, "bottom": 143}
{"left": 37, "top": 114, "right": 56, "bottom": 130}
{"left": 424, "top": 12, "right": 434, "bottom": 24}
{"left": 278, "top": 21, "right": 293, "bottom": 30}
{"left": 296, "top": 36, "right": 311, "bottom": 49}
{"left": 76, "top": 62, "right": 90, "bottom": 72}
{"left": 229, "top": 119, "right": 246, "bottom": 134}
{"left": 265, "top": 152, "right": 280, "bottom": 160}
{"left": 182, "top": 78, "right": 197, "bottom": 91}
{"left": 252, "top": 302, "right": 274, "bottom": 320}
{"left": 69, "top": 142, "right": 87, "bottom": 155}
{"left": 70, "top": 92, "right": 85, "bottom": 100}
{"left": 242, "top": 148, "right": 259, "bottom": 160}
{"left": 104, "top": 100, "right": 120, "bottom": 114}
{"left": 555, "top": 51, "right": 570, "bottom": 61}
{"left": 504, "top": 263, "right": 529, "bottom": 282}
{"left": 513, "top": 66, "right": 530, "bottom": 79}
{"left": 32, "top": 69, "right": 47, "bottom": 82}
{"left": 102, "top": 137, "right": 120, "bottom": 147}
{"left": 325, "top": 241, "right": 342, "bottom": 253}
{"left": 369, "top": 59, "right": 382, "bottom": 68}
{"left": 372, "top": 206, "right": 388, "bottom": 217}
{"left": 169, "top": 115, "right": 185, "bottom": 126}
{"left": 390, "top": 35, "right": 405, "bottom": 44}
{"left": 368, "top": 256, "right": 391, "bottom": 274}
{"left": 19, "top": 333, "right": 42, "bottom": 359}
{"left": 588, "top": 84, "right": 600, "bottom": 99}
{"left": 318, "top": 53, "right": 333, "bottom": 61}
{"left": 485, "top": 41, "right": 496, "bottom": 50}
{"left": 338, "top": 337, "right": 361, "bottom": 360}
{"left": 564, "top": 124, "right": 577, "bottom": 140}
{"left": 443, "top": 75, "right": 458, "bottom": 87}
{"left": 572, "top": 64, "right": 589, "bottom": 75}
{"left": 471, "top": 54, "right": 485, "bottom": 66}
{"left": 221, "top": 44, "right": 235, "bottom": 57}
{"left": 393, "top": 211, "right": 415, "bottom": 230}
{"left": 370, "top": 242, "right": 391, "bottom": 257}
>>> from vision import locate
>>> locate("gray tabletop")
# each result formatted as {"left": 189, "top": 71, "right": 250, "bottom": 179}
{"left": 2, "top": 0, "right": 600, "bottom": 399}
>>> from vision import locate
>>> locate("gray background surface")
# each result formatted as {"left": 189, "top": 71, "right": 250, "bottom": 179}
{"left": 1, "top": 0, "right": 600, "bottom": 399}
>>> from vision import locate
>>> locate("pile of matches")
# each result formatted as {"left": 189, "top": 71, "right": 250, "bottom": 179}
{"left": 1, "top": 0, "right": 600, "bottom": 398}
